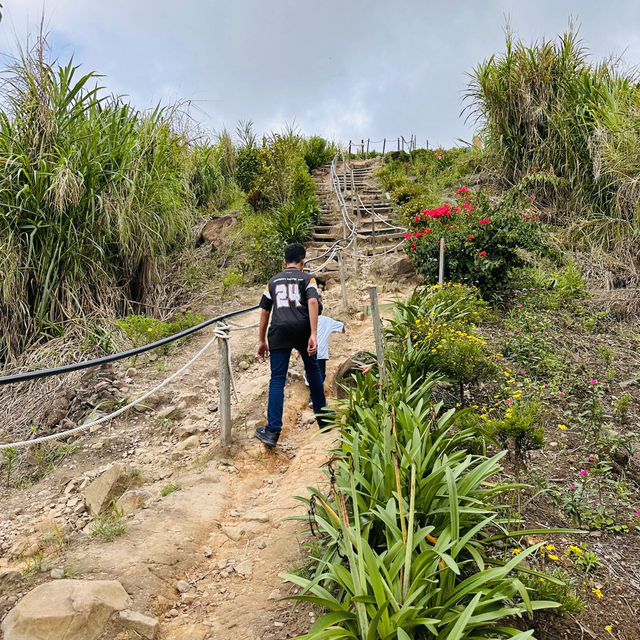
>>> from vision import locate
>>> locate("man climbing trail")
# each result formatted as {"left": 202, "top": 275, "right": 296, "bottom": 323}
{"left": 255, "top": 243, "right": 327, "bottom": 447}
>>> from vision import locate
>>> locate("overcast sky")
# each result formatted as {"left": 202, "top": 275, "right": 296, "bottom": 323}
{"left": 1, "top": 1, "right": 639, "bottom": 148}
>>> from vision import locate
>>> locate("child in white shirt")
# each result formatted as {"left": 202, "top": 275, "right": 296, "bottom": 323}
{"left": 304, "top": 314, "right": 345, "bottom": 407}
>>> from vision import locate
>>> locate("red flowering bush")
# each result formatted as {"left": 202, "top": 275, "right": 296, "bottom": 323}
{"left": 405, "top": 189, "right": 547, "bottom": 296}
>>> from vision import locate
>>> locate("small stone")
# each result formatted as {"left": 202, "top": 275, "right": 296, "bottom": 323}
{"left": 203, "top": 546, "right": 212, "bottom": 558}
{"left": 181, "top": 593, "right": 197, "bottom": 604}
{"left": 256, "top": 539, "right": 266, "bottom": 550}
{"left": 50, "top": 567, "right": 64, "bottom": 579}
{"left": 119, "top": 609, "right": 159, "bottom": 639}
{"left": 243, "top": 511, "right": 269, "bottom": 523}
{"left": 235, "top": 560, "right": 253, "bottom": 579}
{"left": 126, "top": 367, "right": 137, "bottom": 377}
{"left": 168, "top": 608, "right": 179, "bottom": 617}
{"left": 175, "top": 435, "right": 200, "bottom": 451}
{"left": 0, "top": 569, "right": 21, "bottom": 588}
{"left": 176, "top": 579, "right": 191, "bottom": 594}
{"left": 239, "top": 360, "right": 249, "bottom": 370}
{"left": 217, "top": 559, "right": 227, "bottom": 570}
{"left": 274, "top": 621, "right": 284, "bottom": 627}
{"left": 156, "top": 405, "right": 177, "bottom": 419}
{"left": 268, "top": 589, "right": 280, "bottom": 600}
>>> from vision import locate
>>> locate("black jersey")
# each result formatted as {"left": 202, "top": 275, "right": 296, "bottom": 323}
{"left": 259, "top": 268, "right": 319, "bottom": 350}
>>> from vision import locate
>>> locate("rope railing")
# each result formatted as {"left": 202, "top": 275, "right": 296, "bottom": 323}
{"left": 0, "top": 305, "right": 260, "bottom": 387}
{"left": 1, "top": 147, "right": 410, "bottom": 450}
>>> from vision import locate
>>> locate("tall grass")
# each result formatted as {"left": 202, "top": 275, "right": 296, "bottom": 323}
{"left": 0, "top": 38, "right": 196, "bottom": 362}
{"left": 466, "top": 28, "right": 640, "bottom": 257}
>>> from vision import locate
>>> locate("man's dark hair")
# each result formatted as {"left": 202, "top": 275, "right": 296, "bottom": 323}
{"left": 284, "top": 242, "right": 306, "bottom": 264}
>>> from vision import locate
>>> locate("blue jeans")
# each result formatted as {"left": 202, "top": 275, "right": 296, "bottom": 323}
{"left": 267, "top": 347, "right": 326, "bottom": 433}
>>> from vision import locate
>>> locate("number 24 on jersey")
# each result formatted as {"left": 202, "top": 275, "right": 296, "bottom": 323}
{"left": 275, "top": 283, "right": 302, "bottom": 308}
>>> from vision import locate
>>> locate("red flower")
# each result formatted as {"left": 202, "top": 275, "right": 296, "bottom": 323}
{"left": 478, "top": 250, "right": 487, "bottom": 257}
{"left": 478, "top": 218, "right": 491, "bottom": 225}
{"left": 454, "top": 205, "right": 460, "bottom": 213}
{"left": 456, "top": 187, "right": 468, "bottom": 194}
{"left": 404, "top": 232, "right": 413, "bottom": 239}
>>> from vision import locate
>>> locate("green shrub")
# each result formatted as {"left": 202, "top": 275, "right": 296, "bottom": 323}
{"left": 467, "top": 27, "right": 640, "bottom": 250}
{"left": 406, "top": 189, "right": 547, "bottom": 296}
{"left": 303, "top": 136, "right": 336, "bottom": 170}
{"left": 117, "top": 310, "right": 204, "bottom": 346}
{"left": 270, "top": 195, "right": 319, "bottom": 243}
{"left": 0, "top": 41, "right": 197, "bottom": 362}
{"left": 484, "top": 401, "right": 545, "bottom": 464}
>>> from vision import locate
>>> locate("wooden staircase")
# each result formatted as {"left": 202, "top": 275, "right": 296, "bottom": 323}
{"left": 307, "top": 159, "right": 404, "bottom": 280}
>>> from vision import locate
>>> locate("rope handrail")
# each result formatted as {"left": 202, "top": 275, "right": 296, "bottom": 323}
{"left": 306, "top": 152, "right": 357, "bottom": 275}
{"left": 357, "top": 193, "right": 407, "bottom": 232}
{"left": 0, "top": 305, "right": 260, "bottom": 386}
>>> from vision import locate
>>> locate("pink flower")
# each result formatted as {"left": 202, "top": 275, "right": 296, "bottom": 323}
{"left": 571, "top": 484, "right": 577, "bottom": 490}
{"left": 589, "top": 380, "right": 597, "bottom": 385}
{"left": 559, "top": 392, "right": 564, "bottom": 396}
{"left": 588, "top": 455, "right": 594, "bottom": 461}
{"left": 517, "top": 304, "right": 523, "bottom": 308}
{"left": 529, "top": 194, "right": 535, "bottom": 200}
{"left": 520, "top": 370, "right": 526, "bottom": 374}
{"left": 579, "top": 469, "right": 588, "bottom": 476}
{"left": 636, "top": 510, "right": 640, "bottom": 516}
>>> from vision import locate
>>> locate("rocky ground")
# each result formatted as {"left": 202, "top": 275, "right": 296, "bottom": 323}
{"left": 0, "top": 254, "right": 416, "bottom": 639}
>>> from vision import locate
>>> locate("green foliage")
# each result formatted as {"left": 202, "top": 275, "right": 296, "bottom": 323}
{"left": 117, "top": 310, "right": 204, "bottom": 347}
{"left": 221, "top": 271, "right": 243, "bottom": 289}
{"left": 91, "top": 502, "right": 127, "bottom": 542}
{"left": 0, "top": 40, "right": 197, "bottom": 362}
{"left": 161, "top": 483, "right": 180, "bottom": 496}
{"left": 378, "top": 147, "right": 481, "bottom": 213}
{"left": 466, "top": 28, "right": 640, "bottom": 251}
{"left": 386, "top": 284, "right": 496, "bottom": 396}
{"left": 270, "top": 195, "right": 319, "bottom": 243}
{"left": 1, "top": 447, "right": 19, "bottom": 486}
{"left": 303, "top": 136, "right": 336, "bottom": 170}
{"left": 282, "top": 286, "right": 572, "bottom": 639}
{"left": 485, "top": 402, "right": 545, "bottom": 464}
{"left": 520, "top": 569, "right": 584, "bottom": 616}
{"left": 406, "top": 190, "right": 547, "bottom": 297}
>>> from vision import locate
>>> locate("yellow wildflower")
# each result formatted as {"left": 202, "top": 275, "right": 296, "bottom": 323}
{"left": 557, "top": 424, "right": 568, "bottom": 430}
{"left": 592, "top": 587, "right": 603, "bottom": 598}
{"left": 547, "top": 554, "right": 559, "bottom": 561}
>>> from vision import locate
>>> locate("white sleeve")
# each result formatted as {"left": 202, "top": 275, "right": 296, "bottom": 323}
{"left": 329, "top": 318, "right": 344, "bottom": 334}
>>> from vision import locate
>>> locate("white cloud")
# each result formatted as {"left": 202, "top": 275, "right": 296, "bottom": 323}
{"left": 1, "top": 0, "right": 639, "bottom": 146}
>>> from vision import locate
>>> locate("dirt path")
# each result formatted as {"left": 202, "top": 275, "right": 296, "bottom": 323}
{"left": 0, "top": 271, "right": 414, "bottom": 640}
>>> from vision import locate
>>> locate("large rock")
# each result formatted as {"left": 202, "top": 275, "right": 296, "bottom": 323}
{"left": 371, "top": 255, "right": 416, "bottom": 279}
{"left": 82, "top": 464, "right": 132, "bottom": 515}
{"left": 1, "top": 579, "right": 131, "bottom": 640}
{"left": 334, "top": 351, "right": 377, "bottom": 399}
{"left": 198, "top": 214, "right": 238, "bottom": 247}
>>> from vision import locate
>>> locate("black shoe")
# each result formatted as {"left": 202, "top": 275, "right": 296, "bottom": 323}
{"left": 316, "top": 410, "right": 336, "bottom": 431}
{"left": 254, "top": 427, "right": 280, "bottom": 447}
